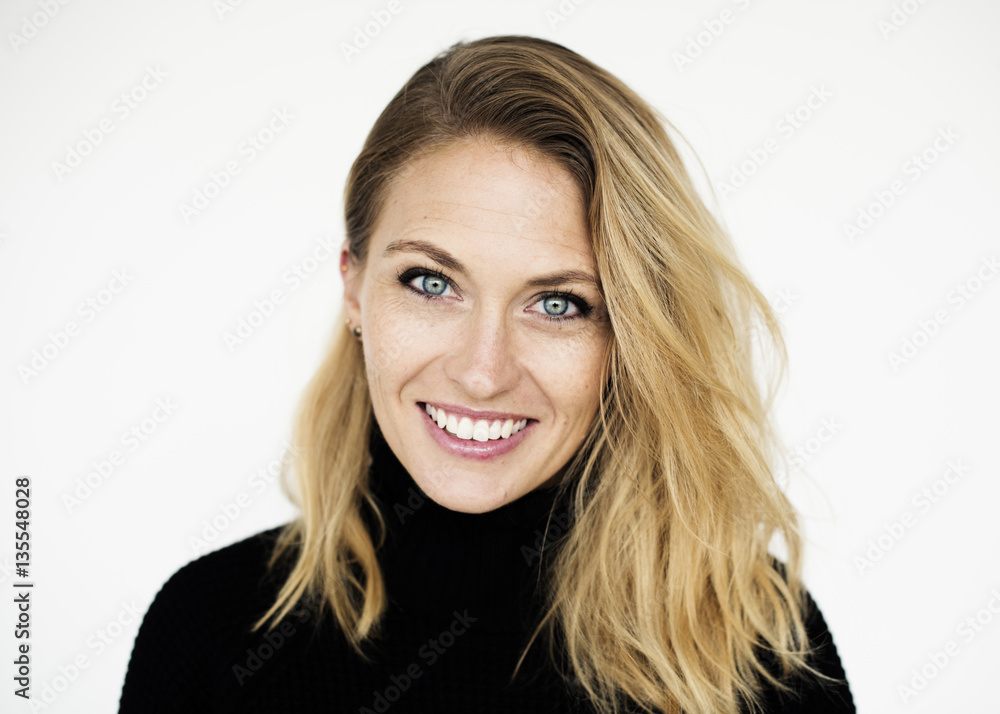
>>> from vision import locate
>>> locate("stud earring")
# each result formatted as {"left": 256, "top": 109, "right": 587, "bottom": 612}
{"left": 345, "top": 318, "right": 362, "bottom": 340}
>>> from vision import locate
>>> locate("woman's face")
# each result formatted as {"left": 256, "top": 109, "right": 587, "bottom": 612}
{"left": 342, "top": 138, "right": 611, "bottom": 513}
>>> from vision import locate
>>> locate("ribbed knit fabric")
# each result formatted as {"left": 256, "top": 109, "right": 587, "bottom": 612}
{"left": 118, "top": 424, "right": 855, "bottom": 713}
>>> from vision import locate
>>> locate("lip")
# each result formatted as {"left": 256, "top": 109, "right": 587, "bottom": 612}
{"left": 418, "top": 402, "right": 535, "bottom": 461}
{"left": 422, "top": 400, "right": 532, "bottom": 423}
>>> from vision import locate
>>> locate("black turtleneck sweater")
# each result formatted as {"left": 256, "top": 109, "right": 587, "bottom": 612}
{"left": 118, "top": 425, "right": 855, "bottom": 713}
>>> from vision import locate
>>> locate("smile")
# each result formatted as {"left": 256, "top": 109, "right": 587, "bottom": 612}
{"left": 423, "top": 402, "right": 529, "bottom": 441}
{"left": 417, "top": 402, "right": 535, "bottom": 461}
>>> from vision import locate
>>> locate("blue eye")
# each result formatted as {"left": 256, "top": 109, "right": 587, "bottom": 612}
{"left": 418, "top": 274, "right": 448, "bottom": 296}
{"left": 395, "top": 266, "right": 593, "bottom": 323}
{"left": 542, "top": 296, "right": 570, "bottom": 317}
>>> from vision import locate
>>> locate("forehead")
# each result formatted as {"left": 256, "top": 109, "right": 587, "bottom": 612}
{"left": 372, "top": 138, "right": 594, "bottom": 265}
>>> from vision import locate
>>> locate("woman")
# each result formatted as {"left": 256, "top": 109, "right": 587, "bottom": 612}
{"left": 119, "top": 35, "right": 854, "bottom": 713}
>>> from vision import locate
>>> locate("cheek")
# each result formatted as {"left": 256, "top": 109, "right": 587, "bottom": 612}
{"left": 362, "top": 293, "right": 435, "bottom": 389}
{"left": 527, "top": 331, "right": 607, "bottom": 418}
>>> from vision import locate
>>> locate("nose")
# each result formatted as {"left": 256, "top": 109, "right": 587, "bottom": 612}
{"left": 444, "top": 306, "right": 520, "bottom": 400}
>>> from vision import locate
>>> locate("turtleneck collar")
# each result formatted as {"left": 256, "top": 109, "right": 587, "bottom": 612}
{"left": 366, "top": 421, "right": 574, "bottom": 631}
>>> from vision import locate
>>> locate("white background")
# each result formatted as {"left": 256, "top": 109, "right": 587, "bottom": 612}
{"left": 2, "top": 0, "right": 998, "bottom": 711}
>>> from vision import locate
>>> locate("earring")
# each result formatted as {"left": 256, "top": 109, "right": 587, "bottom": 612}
{"left": 353, "top": 325, "right": 362, "bottom": 338}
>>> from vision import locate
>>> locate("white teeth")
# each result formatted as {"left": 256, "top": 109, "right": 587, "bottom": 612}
{"left": 424, "top": 403, "right": 528, "bottom": 442}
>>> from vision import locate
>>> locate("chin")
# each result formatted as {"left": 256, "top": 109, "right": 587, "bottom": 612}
{"left": 413, "top": 473, "right": 514, "bottom": 514}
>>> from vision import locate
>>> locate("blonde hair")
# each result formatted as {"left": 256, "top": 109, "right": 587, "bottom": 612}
{"left": 256, "top": 35, "right": 818, "bottom": 713}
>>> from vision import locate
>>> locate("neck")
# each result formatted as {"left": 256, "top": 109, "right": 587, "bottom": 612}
{"left": 366, "top": 423, "right": 572, "bottom": 628}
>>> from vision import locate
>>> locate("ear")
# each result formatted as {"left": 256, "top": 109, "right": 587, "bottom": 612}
{"left": 341, "top": 239, "right": 363, "bottom": 328}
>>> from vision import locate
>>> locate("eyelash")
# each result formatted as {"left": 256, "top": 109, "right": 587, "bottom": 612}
{"left": 396, "top": 266, "right": 594, "bottom": 323}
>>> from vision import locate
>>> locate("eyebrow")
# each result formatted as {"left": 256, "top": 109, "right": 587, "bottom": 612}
{"left": 383, "top": 238, "right": 600, "bottom": 290}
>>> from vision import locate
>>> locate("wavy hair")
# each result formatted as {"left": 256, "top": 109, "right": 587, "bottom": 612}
{"left": 255, "top": 35, "right": 817, "bottom": 714}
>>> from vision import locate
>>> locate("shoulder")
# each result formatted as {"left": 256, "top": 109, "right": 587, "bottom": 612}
{"left": 118, "top": 525, "right": 298, "bottom": 713}
{"left": 140, "top": 524, "right": 297, "bottom": 646}
{"left": 754, "top": 562, "right": 856, "bottom": 713}
{"left": 159, "top": 525, "right": 291, "bottom": 610}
